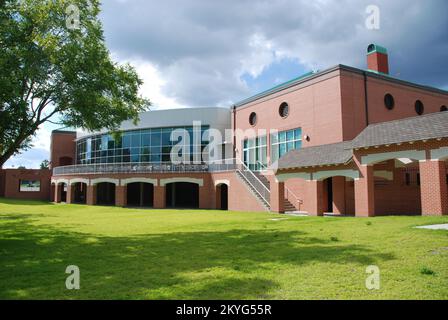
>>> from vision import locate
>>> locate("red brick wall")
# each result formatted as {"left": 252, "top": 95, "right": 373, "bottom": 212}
{"left": 1, "top": 169, "right": 51, "bottom": 201}
{"left": 211, "top": 172, "right": 266, "bottom": 212}
{"left": 50, "top": 131, "right": 76, "bottom": 168}
{"left": 234, "top": 69, "right": 344, "bottom": 163}
{"left": 0, "top": 169, "right": 5, "bottom": 197}
{"left": 420, "top": 160, "right": 448, "bottom": 215}
{"left": 340, "top": 70, "right": 448, "bottom": 140}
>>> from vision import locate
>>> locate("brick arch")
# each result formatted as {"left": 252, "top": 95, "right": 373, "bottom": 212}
{"left": 120, "top": 178, "right": 158, "bottom": 186}
{"left": 69, "top": 178, "right": 90, "bottom": 186}
{"left": 160, "top": 177, "right": 203, "bottom": 187}
{"left": 90, "top": 178, "right": 119, "bottom": 185}
{"left": 214, "top": 179, "right": 230, "bottom": 187}
{"left": 51, "top": 178, "right": 69, "bottom": 185}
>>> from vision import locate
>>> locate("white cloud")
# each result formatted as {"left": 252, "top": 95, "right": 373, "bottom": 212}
{"left": 101, "top": 0, "right": 448, "bottom": 107}
{"left": 126, "top": 58, "right": 187, "bottom": 110}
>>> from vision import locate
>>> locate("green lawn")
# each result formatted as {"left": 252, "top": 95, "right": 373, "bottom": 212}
{"left": 0, "top": 198, "right": 447, "bottom": 300}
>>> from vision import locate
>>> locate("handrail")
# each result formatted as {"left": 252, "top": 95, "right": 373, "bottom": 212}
{"left": 236, "top": 159, "right": 270, "bottom": 192}
{"left": 257, "top": 161, "right": 303, "bottom": 208}
{"left": 234, "top": 158, "right": 270, "bottom": 206}
{"left": 53, "top": 159, "right": 238, "bottom": 175}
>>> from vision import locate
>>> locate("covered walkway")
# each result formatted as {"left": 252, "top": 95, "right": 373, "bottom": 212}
{"left": 273, "top": 112, "right": 448, "bottom": 217}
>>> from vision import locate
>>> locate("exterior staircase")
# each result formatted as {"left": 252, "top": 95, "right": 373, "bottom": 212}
{"left": 235, "top": 161, "right": 302, "bottom": 213}
{"left": 235, "top": 170, "right": 270, "bottom": 210}
{"left": 283, "top": 198, "right": 297, "bottom": 212}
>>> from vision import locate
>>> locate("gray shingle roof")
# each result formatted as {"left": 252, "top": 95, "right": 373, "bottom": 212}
{"left": 352, "top": 112, "right": 448, "bottom": 149}
{"left": 275, "top": 141, "right": 353, "bottom": 171}
{"left": 275, "top": 112, "right": 448, "bottom": 171}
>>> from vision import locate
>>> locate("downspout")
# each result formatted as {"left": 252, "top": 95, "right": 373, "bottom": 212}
{"left": 232, "top": 105, "right": 237, "bottom": 158}
{"left": 363, "top": 71, "right": 369, "bottom": 126}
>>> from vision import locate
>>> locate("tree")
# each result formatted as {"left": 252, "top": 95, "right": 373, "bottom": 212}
{"left": 0, "top": 0, "right": 149, "bottom": 167}
{"left": 40, "top": 159, "right": 50, "bottom": 169}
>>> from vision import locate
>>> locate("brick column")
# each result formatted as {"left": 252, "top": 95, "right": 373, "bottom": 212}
{"left": 270, "top": 180, "right": 285, "bottom": 213}
{"left": 215, "top": 185, "right": 222, "bottom": 209}
{"left": 66, "top": 184, "right": 74, "bottom": 204}
{"left": 419, "top": 160, "right": 448, "bottom": 216}
{"left": 86, "top": 185, "right": 96, "bottom": 205}
{"left": 54, "top": 183, "right": 61, "bottom": 203}
{"left": 307, "top": 180, "right": 324, "bottom": 216}
{"left": 115, "top": 185, "right": 126, "bottom": 207}
{"left": 153, "top": 185, "right": 166, "bottom": 209}
{"left": 355, "top": 165, "right": 375, "bottom": 217}
{"left": 332, "top": 176, "right": 346, "bottom": 214}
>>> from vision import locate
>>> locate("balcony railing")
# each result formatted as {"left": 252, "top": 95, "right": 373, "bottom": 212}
{"left": 52, "top": 159, "right": 239, "bottom": 175}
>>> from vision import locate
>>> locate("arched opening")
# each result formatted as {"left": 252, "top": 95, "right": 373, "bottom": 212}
{"left": 321, "top": 176, "right": 355, "bottom": 216}
{"left": 216, "top": 184, "right": 228, "bottom": 210}
{"left": 59, "top": 183, "right": 67, "bottom": 203}
{"left": 73, "top": 182, "right": 87, "bottom": 204}
{"left": 126, "top": 182, "right": 154, "bottom": 207}
{"left": 165, "top": 182, "right": 199, "bottom": 208}
{"left": 96, "top": 182, "right": 116, "bottom": 205}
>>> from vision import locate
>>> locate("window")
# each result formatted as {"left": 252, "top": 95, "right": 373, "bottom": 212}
{"left": 405, "top": 173, "right": 410, "bottom": 186}
{"left": 243, "top": 136, "right": 267, "bottom": 171}
{"left": 279, "top": 102, "right": 289, "bottom": 118}
{"left": 76, "top": 125, "right": 209, "bottom": 165}
{"left": 415, "top": 100, "right": 424, "bottom": 115}
{"left": 384, "top": 93, "right": 394, "bottom": 110}
{"left": 19, "top": 180, "right": 40, "bottom": 192}
{"left": 441, "top": 105, "right": 448, "bottom": 112}
{"left": 249, "top": 112, "right": 257, "bottom": 126}
{"left": 271, "top": 128, "right": 302, "bottom": 162}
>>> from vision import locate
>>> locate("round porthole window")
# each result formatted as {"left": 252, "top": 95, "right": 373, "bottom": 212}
{"left": 279, "top": 102, "right": 289, "bottom": 118}
{"left": 415, "top": 100, "right": 424, "bottom": 115}
{"left": 249, "top": 112, "right": 257, "bottom": 126}
{"left": 384, "top": 93, "right": 394, "bottom": 110}
{"left": 441, "top": 105, "right": 447, "bottom": 112}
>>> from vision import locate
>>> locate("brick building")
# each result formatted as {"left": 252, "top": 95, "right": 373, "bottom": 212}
{"left": 2, "top": 44, "right": 448, "bottom": 216}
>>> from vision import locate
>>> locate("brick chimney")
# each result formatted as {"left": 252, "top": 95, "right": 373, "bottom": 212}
{"left": 367, "top": 44, "right": 389, "bottom": 74}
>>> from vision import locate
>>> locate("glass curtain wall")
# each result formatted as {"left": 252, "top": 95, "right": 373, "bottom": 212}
{"left": 76, "top": 126, "right": 209, "bottom": 164}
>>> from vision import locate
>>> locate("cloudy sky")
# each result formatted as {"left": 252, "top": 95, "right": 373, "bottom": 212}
{"left": 5, "top": 0, "right": 448, "bottom": 168}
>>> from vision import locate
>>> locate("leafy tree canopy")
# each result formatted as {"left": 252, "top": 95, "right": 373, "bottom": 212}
{"left": 40, "top": 159, "right": 50, "bottom": 169}
{"left": 0, "top": 0, "right": 150, "bottom": 167}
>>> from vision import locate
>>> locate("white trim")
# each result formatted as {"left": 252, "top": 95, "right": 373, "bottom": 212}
{"left": 214, "top": 179, "right": 230, "bottom": 187}
{"left": 160, "top": 177, "right": 204, "bottom": 187}
{"left": 313, "top": 169, "right": 360, "bottom": 181}
{"left": 430, "top": 147, "right": 448, "bottom": 160}
{"left": 69, "top": 178, "right": 90, "bottom": 186}
{"left": 51, "top": 178, "right": 69, "bottom": 185}
{"left": 120, "top": 177, "right": 158, "bottom": 186}
{"left": 90, "top": 178, "right": 120, "bottom": 185}
{"left": 276, "top": 172, "right": 311, "bottom": 182}
{"left": 361, "top": 150, "right": 426, "bottom": 165}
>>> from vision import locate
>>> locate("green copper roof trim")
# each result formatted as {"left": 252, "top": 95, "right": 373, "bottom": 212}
{"left": 367, "top": 44, "right": 388, "bottom": 55}
{"left": 234, "top": 64, "right": 448, "bottom": 108}
{"left": 235, "top": 71, "right": 316, "bottom": 107}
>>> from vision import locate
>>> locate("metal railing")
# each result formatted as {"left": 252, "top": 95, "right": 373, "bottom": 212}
{"left": 235, "top": 159, "right": 270, "bottom": 207}
{"left": 53, "top": 159, "right": 238, "bottom": 176}
{"left": 257, "top": 161, "right": 303, "bottom": 210}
